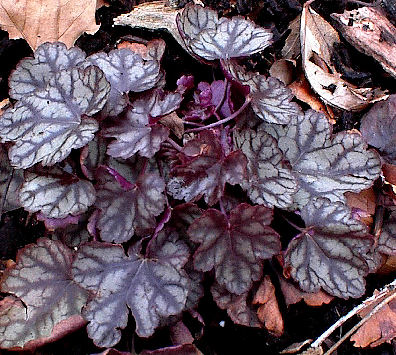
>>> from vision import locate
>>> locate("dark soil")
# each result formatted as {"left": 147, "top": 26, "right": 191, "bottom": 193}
{"left": 1, "top": 0, "right": 396, "bottom": 354}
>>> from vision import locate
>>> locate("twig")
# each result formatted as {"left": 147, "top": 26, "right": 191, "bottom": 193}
{"left": 310, "top": 278, "right": 396, "bottom": 349}
{"left": 324, "top": 287, "right": 396, "bottom": 355}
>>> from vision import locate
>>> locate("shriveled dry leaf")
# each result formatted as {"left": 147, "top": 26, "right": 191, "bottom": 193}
{"left": 159, "top": 112, "right": 185, "bottom": 139}
{"left": 383, "top": 164, "right": 396, "bottom": 186}
{"left": 351, "top": 292, "right": 396, "bottom": 347}
{"left": 279, "top": 276, "right": 333, "bottom": 307}
{"left": 301, "top": 2, "right": 387, "bottom": 111}
{"left": 332, "top": 6, "right": 396, "bottom": 78}
{"left": 280, "top": 340, "right": 312, "bottom": 354}
{"left": 252, "top": 276, "right": 284, "bottom": 336}
{"left": 0, "top": 0, "right": 100, "bottom": 50}
{"left": 282, "top": 14, "right": 301, "bottom": 60}
{"left": 345, "top": 188, "right": 376, "bottom": 227}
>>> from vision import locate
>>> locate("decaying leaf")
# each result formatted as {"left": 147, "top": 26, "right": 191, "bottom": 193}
{"left": 252, "top": 276, "right": 284, "bottom": 337}
{"left": 301, "top": 2, "right": 387, "bottom": 110}
{"left": 0, "top": 0, "right": 100, "bottom": 50}
{"left": 282, "top": 14, "right": 301, "bottom": 60}
{"left": 332, "top": 6, "right": 396, "bottom": 78}
{"left": 0, "top": 238, "right": 88, "bottom": 349}
{"left": 72, "top": 231, "right": 190, "bottom": 347}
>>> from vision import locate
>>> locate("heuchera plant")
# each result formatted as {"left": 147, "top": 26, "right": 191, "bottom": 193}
{"left": 0, "top": 2, "right": 393, "bottom": 351}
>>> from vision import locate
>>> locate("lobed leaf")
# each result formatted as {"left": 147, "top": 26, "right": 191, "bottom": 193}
{"left": 95, "top": 168, "right": 166, "bottom": 243}
{"left": 177, "top": 3, "right": 273, "bottom": 61}
{"left": 271, "top": 110, "right": 381, "bottom": 209}
{"left": 9, "top": 42, "right": 86, "bottom": 100}
{"left": 284, "top": 197, "right": 373, "bottom": 298}
{"left": 104, "top": 90, "right": 182, "bottom": 159}
{"left": 72, "top": 230, "right": 190, "bottom": 347}
{"left": 377, "top": 207, "right": 396, "bottom": 255}
{"left": 0, "top": 238, "right": 87, "bottom": 349}
{"left": 234, "top": 128, "right": 297, "bottom": 209}
{"left": 167, "top": 130, "right": 247, "bottom": 206}
{"left": 19, "top": 172, "right": 96, "bottom": 219}
{"left": 0, "top": 66, "right": 110, "bottom": 169}
{"left": 188, "top": 203, "right": 280, "bottom": 294}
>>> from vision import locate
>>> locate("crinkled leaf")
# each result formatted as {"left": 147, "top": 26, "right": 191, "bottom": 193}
{"left": 95, "top": 167, "right": 166, "bottom": 243}
{"left": 234, "top": 128, "right": 297, "bottom": 209}
{"left": 167, "top": 130, "right": 247, "bottom": 206}
{"left": 0, "top": 66, "right": 110, "bottom": 168}
{"left": 225, "top": 61, "right": 301, "bottom": 124}
{"left": 177, "top": 3, "right": 273, "bottom": 61}
{"left": 104, "top": 91, "right": 182, "bottom": 159}
{"left": 360, "top": 94, "right": 396, "bottom": 164}
{"left": 284, "top": 197, "right": 373, "bottom": 298}
{"left": 272, "top": 110, "right": 381, "bottom": 209}
{"left": 19, "top": 172, "right": 96, "bottom": 219}
{"left": 72, "top": 230, "right": 190, "bottom": 347}
{"left": 377, "top": 208, "right": 396, "bottom": 255}
{"left": 0, "top": 238, "right": 88, "bottom": 349}
{"left": 188, "top": 203, "right": 280, "bottom": 294}
{"left": 9, "top": 42, "right": 86, "bottom": 100}
{"left": 211, "top": 282, "right": 261, "bottom": 327}
{"left": 87, "top": 48, "right": 163, "bottom": 116}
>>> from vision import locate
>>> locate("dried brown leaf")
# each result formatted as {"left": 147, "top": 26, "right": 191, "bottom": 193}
{"left": 345, "top": 188, "right": 376, "bottom": 227}
{"left": 301, "top": 3, "right": 387, "bottom": 111}
{"left": 0, "top": 0, "right": 100, "bottom": 50}
{"left": 282, "top": 14, "right": 301, "bottom": 60}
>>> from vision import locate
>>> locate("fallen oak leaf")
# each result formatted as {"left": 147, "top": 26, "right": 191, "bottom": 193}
{"left": 0, "top": 0, "right": 100, "bottom": 50}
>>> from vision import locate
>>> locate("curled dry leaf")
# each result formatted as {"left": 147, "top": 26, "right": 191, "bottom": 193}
{"left": 301, "top": 3, "right": 387, "bottom": 110}
{"left": 332, "top": 6, "right": 396, "bottom": 78}
{"left": 252, "top": 276, "right": 284, "bottom": 337}
{"left": 0, "top": 0, "right": 99, "bottom": 50}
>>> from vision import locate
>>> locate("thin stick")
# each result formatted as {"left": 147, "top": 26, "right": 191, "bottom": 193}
{"left": 185, "top": 97, "right": 251, "bottom": 133}
{"left": 324, "top": 288, "right": 396, "bottom": 355}
{"left": 311, "top": 278, "right": 396, "bottom": 349}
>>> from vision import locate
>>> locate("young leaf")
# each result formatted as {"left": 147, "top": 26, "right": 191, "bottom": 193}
{"left": 188, "top": 203, "right": 280, "bottom": 294}
{"left": 104, "top": 90, "right": 182, "bottom": 159}
{"left": 284, "top": 197, "right": 373, "bottom": 298}
{"left": 176, "top": 3, "right": 273, "bottom": 61}
{"left": 95, "top": 167, "right": 166, "bottom": 243}
{"left": 234, "top": 128, "right": 297, "bottom": 209}
{"left": 19, "top": 172, "right": 96, "bottom": 219}
{"left": 0, "top": 238, "right": 88, "bottom": 349}
{"left": 271, "top": 110, "right": 381, "bottom": 209}
{"left": 167, "top": 130, "right": 247, "bottom": 206}
{"left": 0, "top": 66, "right": 110, "bottom": 169}
{"left": 9, "top": 42, "right": 86, "bottom": 100}
{"left": 72, "top": 230, "right": 190, "bottom": 347}
{"left": 87, "top": 48, "right": 164, "bottom": 116}
{"left": 224, "top": 61, "right": 301, "bottom": 124}
{"left": 360, "top": 94, "right": 396, "bottom": 164}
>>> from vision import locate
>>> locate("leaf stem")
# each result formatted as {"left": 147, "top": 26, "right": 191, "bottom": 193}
{"left": 185, "top": 97, "right": 251, "bottom": 133}
{"left": 281, "top": 214, "right": 305, "bottom": 232}
{"left": 166, "top": 137, "right": 184, "bottom": 152}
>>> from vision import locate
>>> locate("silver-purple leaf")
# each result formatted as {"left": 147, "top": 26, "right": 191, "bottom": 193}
{"left": 87, "top": 48, "right": 163, "bottom": 116}
{"left": 19, "top": 172, "right": 96, "bottom": 219}
{"left": 284, "top": 197, "right": 373, "bottom": 298}
{"left": 0, "top": 66, "right": 110, "bottom": 169}
{"left": 9, "top": 42, "right": 86, "bottom": 100}
{"left": 95, "top": 168, "right": 166, "bottom": 243}
{"left": 377, "top": 207, "right": 396, "bottom": 255}
{"left": 177, "top": 3, "right": 273, "bottom": 60}
{"left": 104, "top": 91, "right": 182, "bottom": 159}
{"left": 0, "top": 238, "right": 87, "bottom": 348}
{"left": 234, "top": 128, "right": 297, "bottom": 209}
{"left": 72, "top": 231, "right": 190, "bottom": 347}
{"left": 275, "top": 110, "right": 381, "bottom": 209}
{"left": 188, "top": 203, "right": 280, "bottom": 294}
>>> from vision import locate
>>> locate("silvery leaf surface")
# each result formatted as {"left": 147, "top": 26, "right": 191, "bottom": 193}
{"left": 104, "top": 91, "right": 182, "bottom": 159}
{"left": 188, "top": 203, "right": 280, "bottom": 295}
{"left": 0, "top": 238, "right": 87, "bottom": 349}
{"left": 19, "top": 172, "right": 96, "bottom": 219}
{"left": 377, "top": 207, "right": 396, "bottom": 255}
{"left": 177, "top": 3, "right": 273, "bottom": 60}
{"left": 95, "top": 167, "right": 166, "bottom": 243}
{"left": 9, "top": 42, "right": 86, "bottom": 100}
{"left": 0, "top": 66, "right": 110, "bottom": 169}
{"left": 167, "top": 130, "right": 247, "bottom": 206}
{"left": 234, "top": 128, "right": 297, "bottom": 209}
{"left": 284, "top": 197, "right": 373, "bottom": 298}
{"left": 275, "top": 110, "right": 381, "bottom": 209}
{"left": 72, "top": 230, "right": 190, "bottom": 347}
